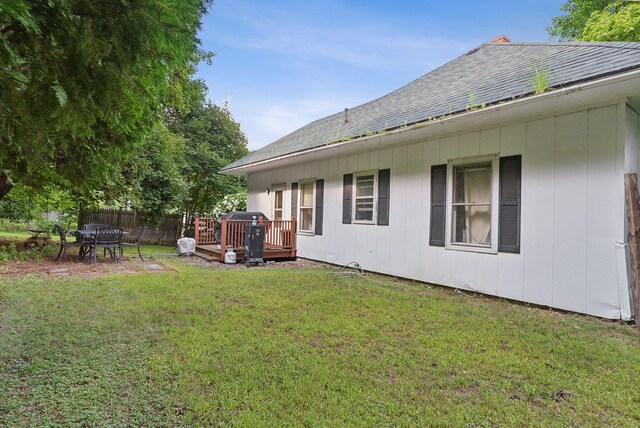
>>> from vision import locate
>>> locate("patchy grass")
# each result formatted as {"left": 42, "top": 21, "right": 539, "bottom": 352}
{"left": 0, "top": 231, "right": 33, "bottom": 239}
{"left": 1, "top": 261, "right": 639, "bottom": 426}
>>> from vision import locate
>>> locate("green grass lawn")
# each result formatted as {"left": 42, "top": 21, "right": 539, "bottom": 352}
{"left": 0, "top": 231, "right": 33, "bottom": 240}
{"left": 1, "top": 261, "right": 639, "bottom": 426}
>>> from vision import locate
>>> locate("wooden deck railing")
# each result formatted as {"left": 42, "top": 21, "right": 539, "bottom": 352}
{"left": 194, "top": 217, "right": 297, "bottom": 261}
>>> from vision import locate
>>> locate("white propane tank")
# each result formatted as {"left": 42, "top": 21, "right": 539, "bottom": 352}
{"left": 224, "top": 248, "right": 237, "bottom": 264}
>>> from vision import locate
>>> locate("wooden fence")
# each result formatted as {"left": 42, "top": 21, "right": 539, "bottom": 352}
{"left": 78, "top": 208, "right": 183, "bottom": 245}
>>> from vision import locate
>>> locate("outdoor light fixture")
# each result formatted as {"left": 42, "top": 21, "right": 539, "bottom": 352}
{"left": 266, "top": 188, "right": 270, "bottom": 195}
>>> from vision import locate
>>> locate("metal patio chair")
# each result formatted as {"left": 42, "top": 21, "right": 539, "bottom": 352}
{"left": 91, "top": 227, "right": 124, "bottom": 265}
{"left": 122, "top": 226, "right": 146, "bottom": 261}
{"left": 53, "top": 225, "right": 84, "bottom": 262}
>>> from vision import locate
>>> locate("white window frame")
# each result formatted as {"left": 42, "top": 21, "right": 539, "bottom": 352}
{"left": 352, "top": 170, "right": 378, "bottom": 225}
{"left": 445, "top": 156, "right": 499, "bottom": 254}
{"left": 271, "top": 184, "right": 286, "bottom": 221}
{"left": 298, "top": 179, "right": 316, "bottom": 235}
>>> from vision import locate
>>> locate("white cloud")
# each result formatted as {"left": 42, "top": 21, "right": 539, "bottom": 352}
{"left": 233, "top": 95, "right": 362, "bottom": 150}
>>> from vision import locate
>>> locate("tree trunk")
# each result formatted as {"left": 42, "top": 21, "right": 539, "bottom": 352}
{"left": 0, "top": 171, "right": 13, "bottom": 201}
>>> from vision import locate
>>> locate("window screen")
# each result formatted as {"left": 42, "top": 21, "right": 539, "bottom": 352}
{"left": 354, "top": 174, "right": 375, "bottom": 222}
{"left": 274, "top": 189, "right": 283, "bottom": 221}
{"left": 299, "top": 182, "right": 314, "bottom": 232}
{"left": 451, "top": 163, "right": 492, "bottom": 246}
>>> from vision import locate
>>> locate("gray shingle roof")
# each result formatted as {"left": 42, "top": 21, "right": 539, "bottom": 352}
{"left": 222, "top": 42, "right": 640, "bottom": 171}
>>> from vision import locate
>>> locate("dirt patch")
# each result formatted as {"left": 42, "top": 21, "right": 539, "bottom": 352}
{"left": 178, "top": 255, "right": 331, "bottom": 271}
{"left": 0, "top": 257, "right": 172, "bottom": 278}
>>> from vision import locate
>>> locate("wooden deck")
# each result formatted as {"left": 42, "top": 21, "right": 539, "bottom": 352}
{"left": 194, "top": 217, "right": 297, "bottom": 263}
{"left": 195, "top": 244, "right": 296, "bottom": 262}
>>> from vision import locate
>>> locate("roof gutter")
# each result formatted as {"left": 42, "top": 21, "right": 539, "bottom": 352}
{"left": 221, "top": 67, "right": 640, "bottom": 175}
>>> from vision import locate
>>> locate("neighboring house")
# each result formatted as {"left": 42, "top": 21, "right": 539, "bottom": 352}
{"left": 221, "top": 38, "right": 640, "bottom": 320}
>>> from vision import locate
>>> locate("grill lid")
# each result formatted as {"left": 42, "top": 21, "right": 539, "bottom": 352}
{"left": 223, "top": 211, "right": 270, "bottom": 221}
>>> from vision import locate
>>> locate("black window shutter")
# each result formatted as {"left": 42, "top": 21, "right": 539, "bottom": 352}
{"left": 498, "top": 155, "right": 521, "bottom": 253}
{"left": 291, "top": 182, "right": 298, "bottom": 220}
{"left": 429, "top": 165, "right": 447, "bottom": 246}
{"left": 377, "top": 169, "right": 390, "bottom": 226}
{"left": 315, "top": 179, "right": 324, "bottom": 235}
{"left": 342, "top": 174, "right": 353, "bottom": 224}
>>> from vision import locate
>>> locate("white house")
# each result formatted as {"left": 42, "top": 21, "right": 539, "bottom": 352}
{"left": 221, "top": 39, "right": 640, "bottom": 320}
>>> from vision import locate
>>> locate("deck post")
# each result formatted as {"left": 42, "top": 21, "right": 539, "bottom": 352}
{"left": 220, "top": 218, "right": 228, "bottom": 262}
{"left": 194, "top": 217, "right": 200, "bottom": 245}
{"left": 290, "top": 218, "right": 296, "bottom": 258}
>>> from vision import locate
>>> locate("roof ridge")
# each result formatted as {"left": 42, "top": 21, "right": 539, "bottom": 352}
{"left": 482, "top": 41, "right": 640, "bottom": 51}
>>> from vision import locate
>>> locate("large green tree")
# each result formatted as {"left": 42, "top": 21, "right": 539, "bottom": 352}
{"left": 548, "top": 0, "right": 640, "bottom": 41}
{"left": 172, "top": 101, "right": 249, "bottom": 220}
{"left": 0, "top": 0, "right": 212, "bottom": 201}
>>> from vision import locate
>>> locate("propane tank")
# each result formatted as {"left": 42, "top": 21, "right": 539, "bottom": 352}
{"left": 224, "top": 247, "right": 237, "bottom": 264}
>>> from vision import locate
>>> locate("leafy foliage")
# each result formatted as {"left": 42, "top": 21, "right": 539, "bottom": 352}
{"left": 0, "top": 183, "right": 78, "bottom": 226}
{"left": 211, "top": 190, "right": 247, "bottom": 217}
{"left": 1, "top": 0, "right": 248, "bottom": 225}
{"left": 169, "top": 102, "right": 249, "bottom": 218}
{"left": 581, "top": 1, "right": 640, "bottom": 41}
{"left": 0, "top": 0, "right": 212, "bottom": 199}
{"left": 548, "top": 0, "right": 640, "bottom": 41}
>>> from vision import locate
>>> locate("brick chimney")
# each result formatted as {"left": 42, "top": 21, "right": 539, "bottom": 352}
{"left": 490, "top": 35, "right": 511, "bottom": 43}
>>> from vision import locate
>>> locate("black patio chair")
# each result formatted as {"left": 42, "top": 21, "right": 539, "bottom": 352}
{"left": 122, "top": 226, "right": 146, "bottom": 261}
{"left": 77, "top": 224, "right": 108, "bottom": 256}
{"left": 91, "top": 227, "right": 124, "bottom": 265}
{"left": 53, "top": 225, "right": 84, "bottom": 262}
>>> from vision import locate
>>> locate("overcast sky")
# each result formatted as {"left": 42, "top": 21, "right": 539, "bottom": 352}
{"left": 196, "top": 0, "right": 565, "bottom": 151}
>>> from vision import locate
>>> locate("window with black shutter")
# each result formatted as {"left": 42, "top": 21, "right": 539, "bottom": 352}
{"left": 431, "top": 155, "right": 521, "bottom": 253}
{"left": 343, "top": 169, "right": 391, "bottom": 226}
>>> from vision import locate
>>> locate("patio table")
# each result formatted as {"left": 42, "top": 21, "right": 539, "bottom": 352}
{"left": 71, "top": 230, "right": 129, "bottom": 237}
{"left": 71, "top": 229, "right": 129, "bottom": 260}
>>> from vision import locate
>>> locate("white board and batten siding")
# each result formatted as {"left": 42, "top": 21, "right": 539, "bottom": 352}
{"left": 246, "top": 103, "right": 637, "bottom": 320}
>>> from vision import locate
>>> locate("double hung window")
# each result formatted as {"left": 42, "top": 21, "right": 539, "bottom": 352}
{"left": 299, "top": 181, "right": 315, "bottom": 233}
{"left": 353, "top": 172, "right": 377, "bottom": 223}
{"left": 451, "top": 162, "right": 493, "bottom": 247}
{"left": 273, "top": 187, "right": 284, "bottom": 221}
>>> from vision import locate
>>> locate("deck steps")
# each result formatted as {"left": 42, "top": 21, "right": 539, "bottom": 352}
{"left": 194, "top": 250, "right": 219, "bottom": 262}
